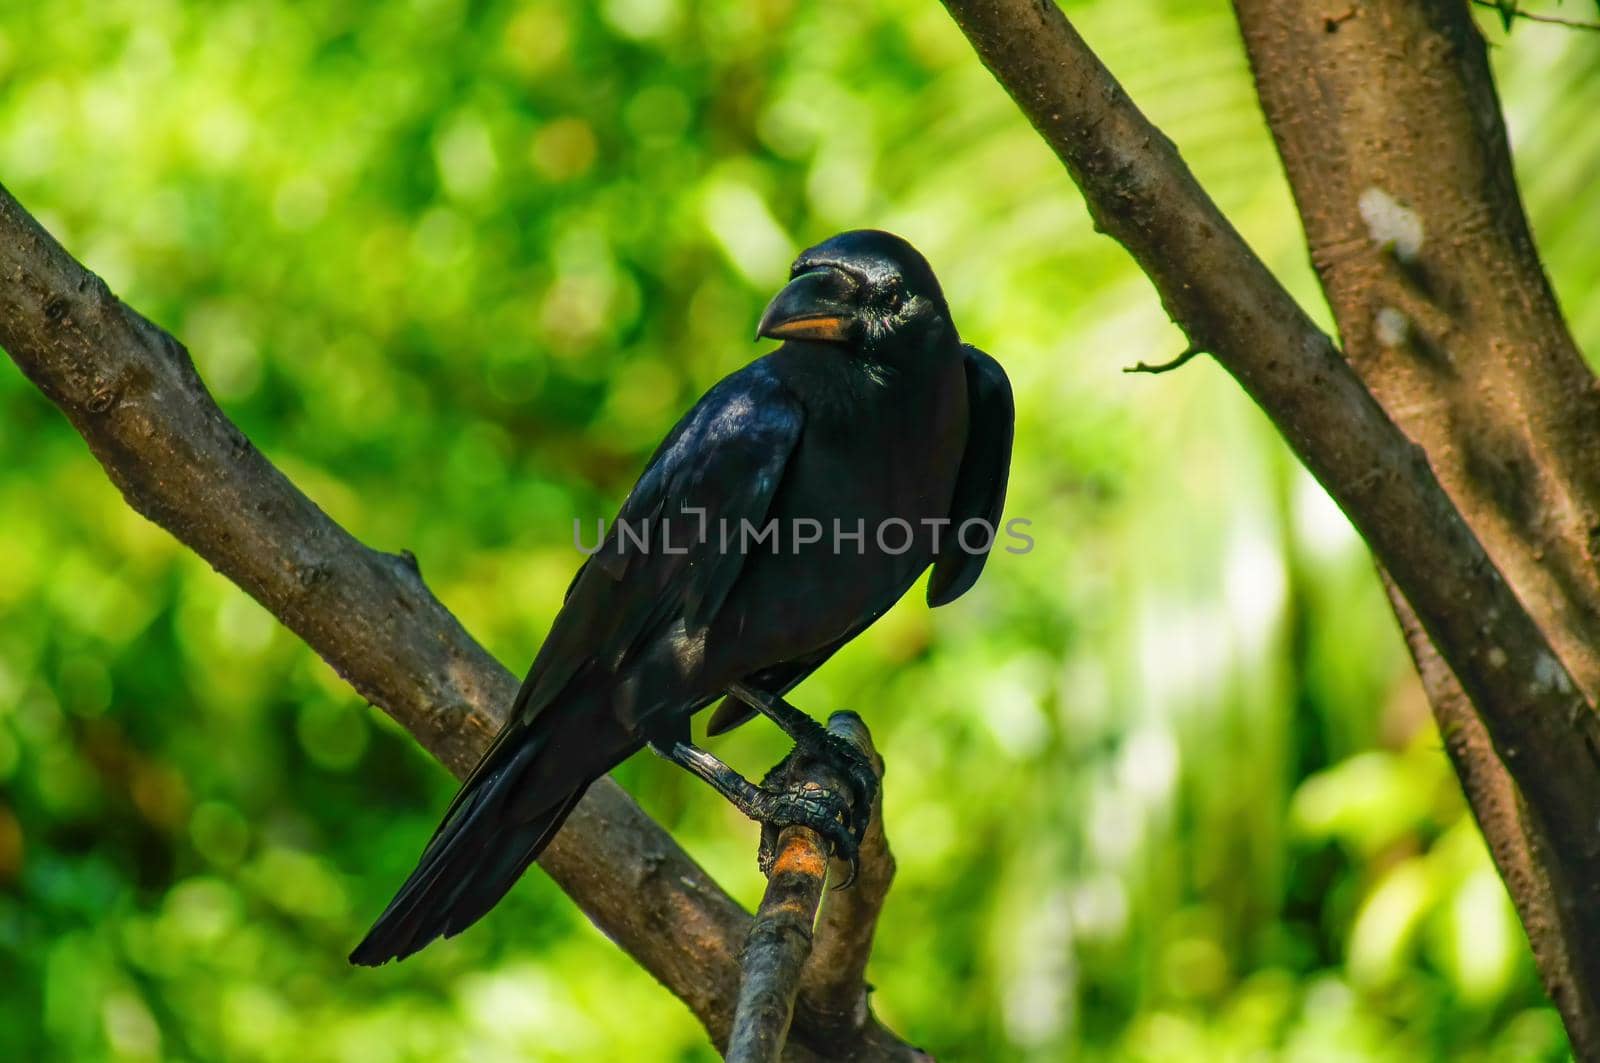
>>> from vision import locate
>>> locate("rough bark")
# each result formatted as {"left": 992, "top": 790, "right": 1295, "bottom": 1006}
{"left": 795, "top": 741, "right": 897, "bottom": 1048}
{"left": 1231, "top": 2, "right": 1600, "bottom": 1049}
{"left": 1385, "top": 576, "right": 1580, "bottom": 1043}
{"left": 935, "top": 0, "right": 1600, "bottom": 1051}
{"left": 0, "top": 181, "right": 917, "bottom": 1061}
{"left": 729, "top": 824, "right": 830, "bottom": 1063}
{"left": 727, "top": 714, "right": 916, "bottom": 1063}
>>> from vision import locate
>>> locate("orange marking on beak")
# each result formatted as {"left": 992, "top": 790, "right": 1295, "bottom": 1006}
{"left": 764, "top": 315, "right": 847, "bottom": 342}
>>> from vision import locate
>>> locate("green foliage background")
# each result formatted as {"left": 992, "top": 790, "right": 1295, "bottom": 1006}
{"left": 1, "top": 1, "right": 1595, "bottom": 1059}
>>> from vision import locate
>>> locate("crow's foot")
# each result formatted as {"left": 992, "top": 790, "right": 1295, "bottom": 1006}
{"left": 650, "top": 735, "right": 868, "bottom": 886}
{"left": 727, "top": 684, "right": 880, "bottom": 854}
{"left": 788, "top": 716, "right": 878, "bottom": 845}
{"left": 749, "top": 782, "right": 858, "bottom": 881}
{"left": 758, "top": 717, "right": 877, "bottom": 889}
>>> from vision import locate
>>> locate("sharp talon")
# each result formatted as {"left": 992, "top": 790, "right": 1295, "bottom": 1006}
{"left": 832, "top": 853, "right": 859, "bottom": 891}
{"left": 814, "top": 805, "right": 861, "bottom": 890}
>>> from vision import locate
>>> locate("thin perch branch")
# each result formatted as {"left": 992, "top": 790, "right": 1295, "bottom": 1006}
{"left": 727, "top": 712, "right": 904, "bottom": 1063}
{"left": 729, "top": 824, "right": 830, "bottom": 1063}
{"left": 796, "top": 720, "right": 900, "bottom": 1051}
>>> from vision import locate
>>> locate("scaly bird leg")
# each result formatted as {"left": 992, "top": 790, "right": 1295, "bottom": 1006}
{"left": 724, "top": 682, "right": 878, "bottom": 881}
{"left": 648, "top": 739, "right": 856, "bottom": 875}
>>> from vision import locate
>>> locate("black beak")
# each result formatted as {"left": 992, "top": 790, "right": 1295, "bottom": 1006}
{"left": 757, "top": 268, "right": 854, "bottom": 343}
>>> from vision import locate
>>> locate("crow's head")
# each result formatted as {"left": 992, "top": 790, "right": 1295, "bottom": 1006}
{"left": 757, "top": 230, "right": 951, "bottom": 353}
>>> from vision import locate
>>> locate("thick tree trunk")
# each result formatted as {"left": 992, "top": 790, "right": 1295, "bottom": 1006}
{"left": 1231, "top": 2, "right": 1600, "bottom": 1048}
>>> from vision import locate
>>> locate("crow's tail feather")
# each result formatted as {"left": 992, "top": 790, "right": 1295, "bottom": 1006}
{"left": 348, "top": 733, "right": 589, "bottom": 967}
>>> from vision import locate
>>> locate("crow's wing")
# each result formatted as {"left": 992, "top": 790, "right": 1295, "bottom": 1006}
{"left": 927, "top": 345, "right": 1014, "bottom": 607}
{"left": 708, "top": 346, "right": 1014, "bottom": 733}
{"left": 353, "top": 365, "right": 806, "bottom": 965}
{"left": 515, "top": 364, "right": 806, "bottom": 726}
{"left": 702, "top": 593, "right": 902, "bottom": 735}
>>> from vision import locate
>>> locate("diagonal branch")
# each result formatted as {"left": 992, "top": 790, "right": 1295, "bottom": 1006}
{"left": 796, "top": 738, "right": 898, "bottom": 1049}
{"left": 729, "top": 821, "right": 831, "bottom": 1063}
{"left": 0, "top": 181, "right": 917, "bottom": 1060}
{"left": 935, "top": 0, "right": 1600, "bottom": 1042}
{"left": 1382, "top": 575, "right": 1587, "bottom": 1045}
{"left": 726, "top": 713, "right": 914, "bottom": 1063}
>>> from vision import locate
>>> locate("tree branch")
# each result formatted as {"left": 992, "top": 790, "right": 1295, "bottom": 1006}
{"left": 935, "top": 0, "right": 1600, "bottom": 1046}
{"left": 0, "top": 182, "right": 917, "bottom": 1060}
{"left": 726, "top": 713, "right": 914, "bottom": 1063}
{"left": 796, "top": 731, "right": 897, "bottom": 1047}
{"left": 1469, "top": 0, "right": 1600, "bottom": 32}
{"left": 1382, "top": 574, "right": 1588, "bottom": 1044}
{"left": 1230, "top": 1, "right": 1600, "bottom": 1048}
{"left": 729, "top": 821, "right": 830, "bottom": 1063}
{"left": 1122, "top": 343, "right": 1204, "bottom": 375}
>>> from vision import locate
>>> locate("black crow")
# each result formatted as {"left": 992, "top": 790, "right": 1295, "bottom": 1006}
{"left": 350, "top": 230, "right": 1013, "bottom": 965}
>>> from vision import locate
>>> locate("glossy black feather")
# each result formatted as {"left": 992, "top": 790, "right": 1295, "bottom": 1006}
{"left": 927, "top": 345, "right": 1015, "bottom": 607}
